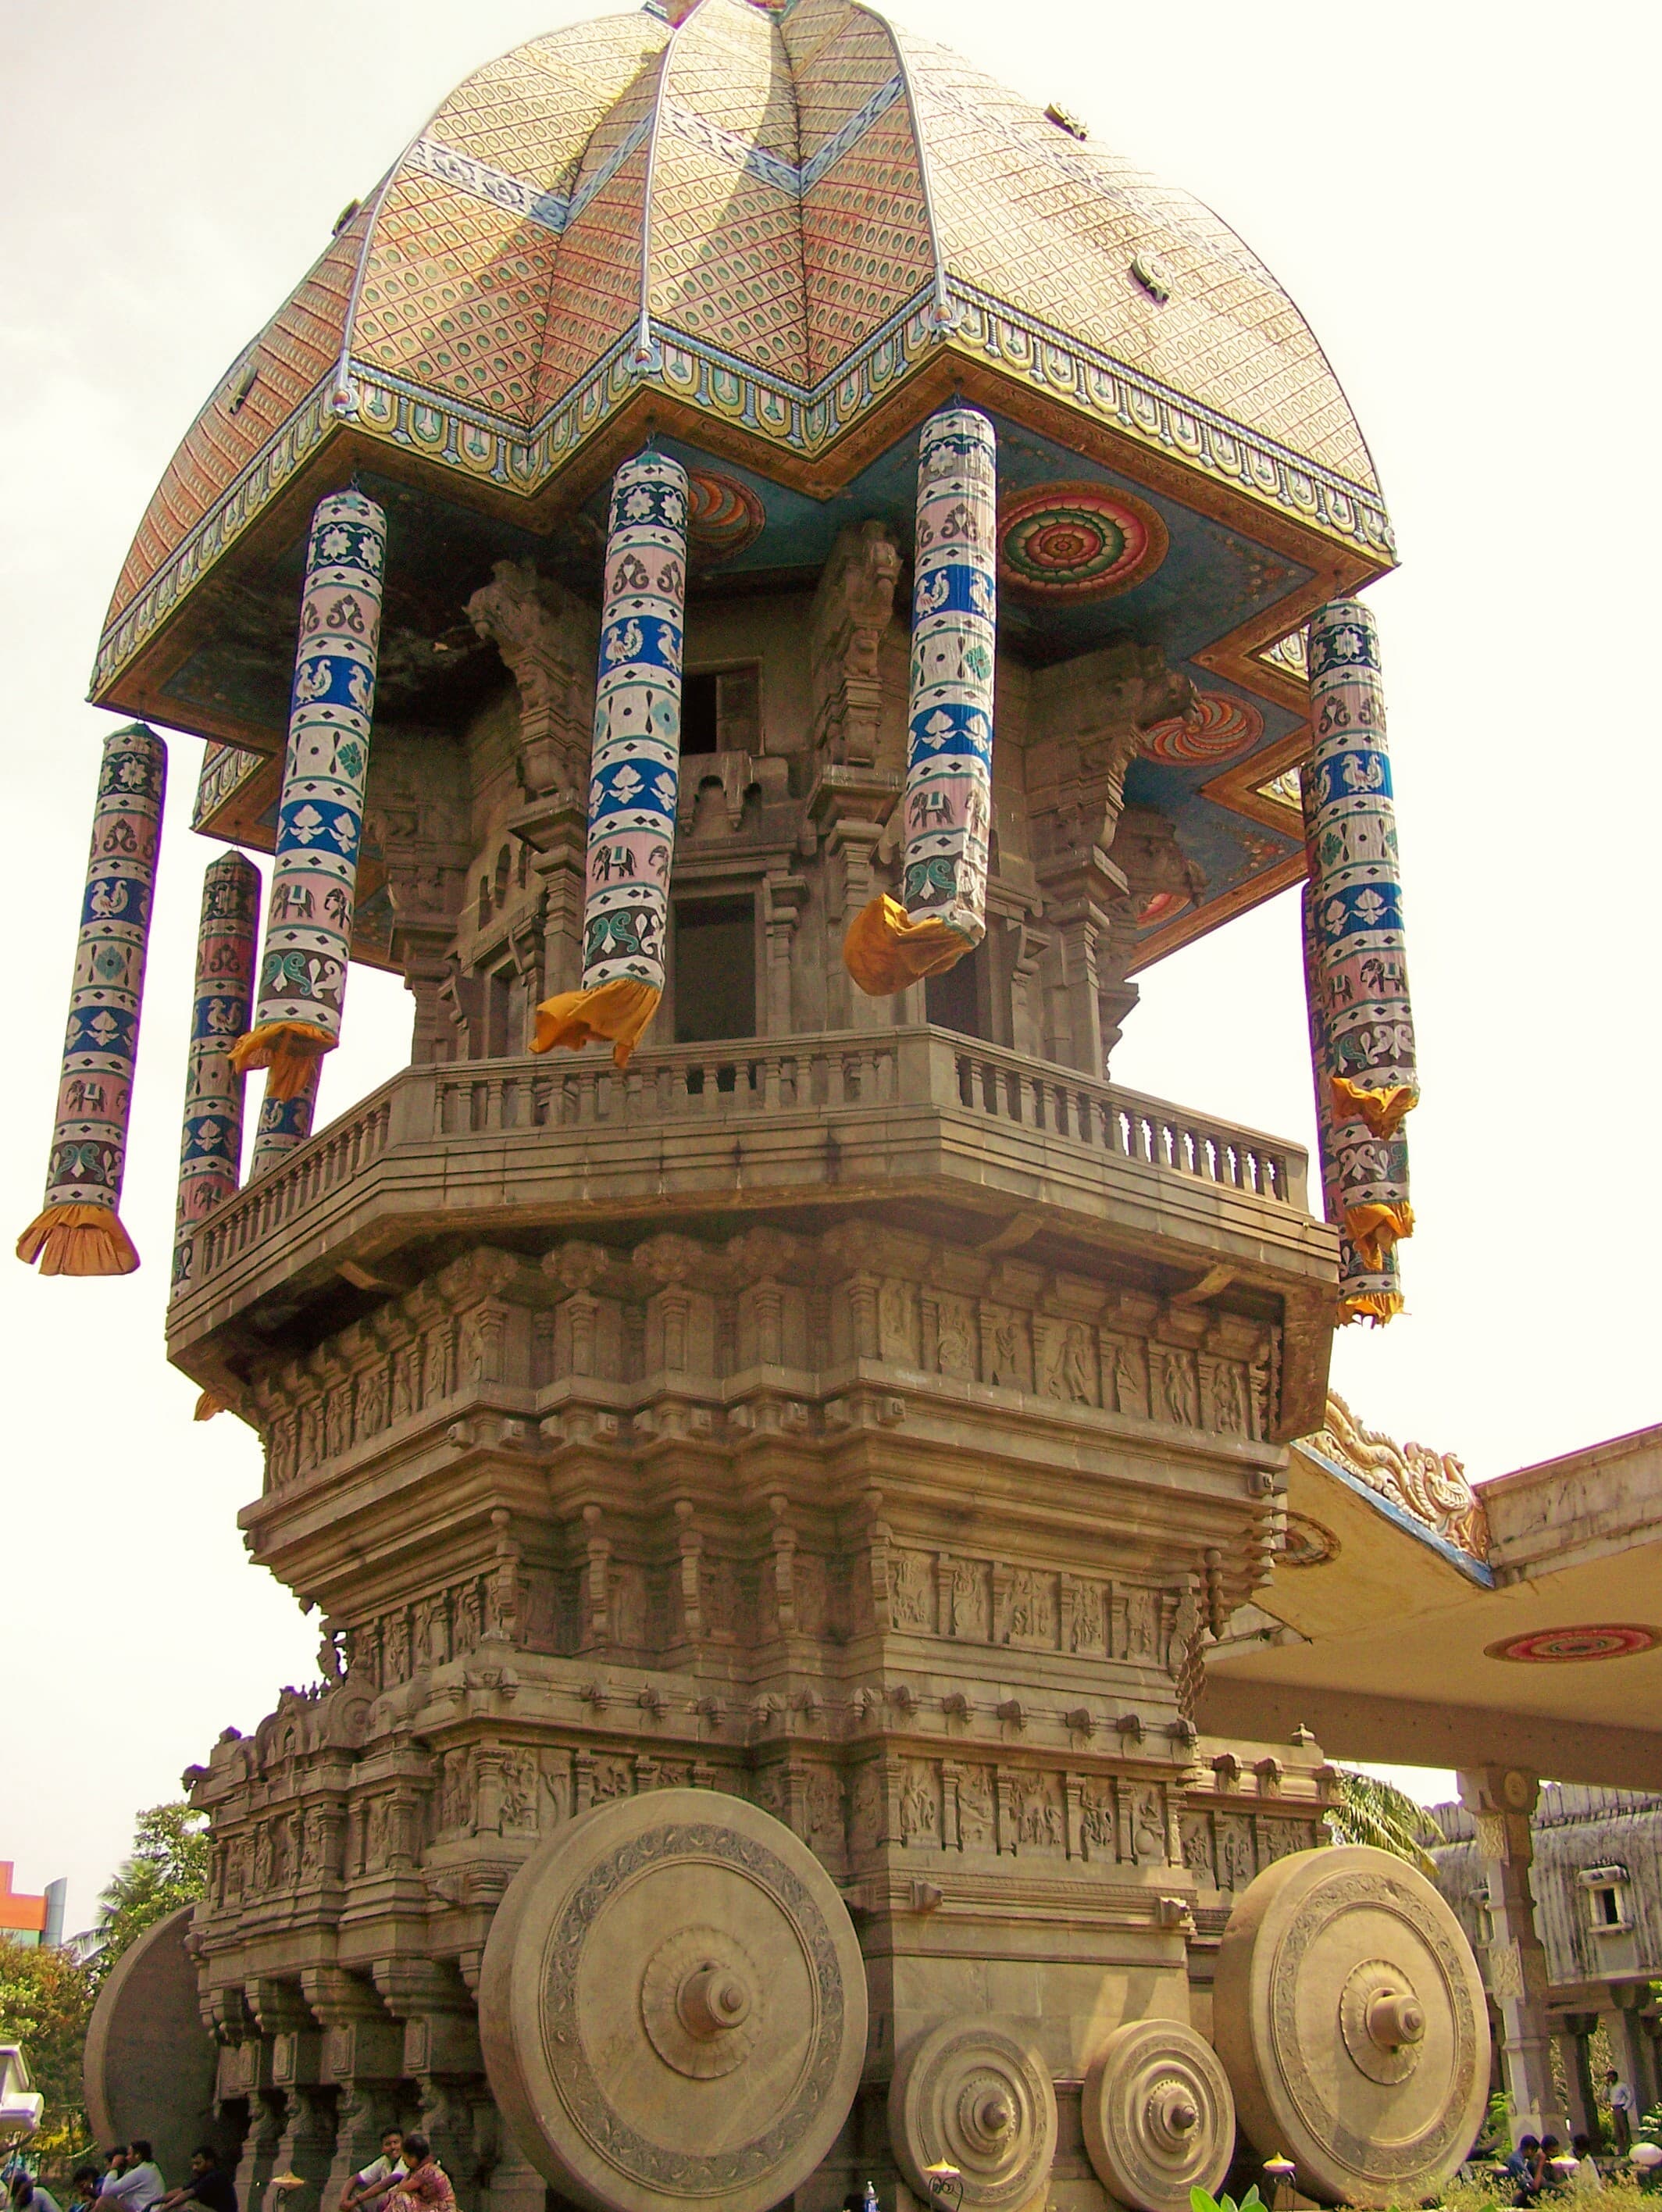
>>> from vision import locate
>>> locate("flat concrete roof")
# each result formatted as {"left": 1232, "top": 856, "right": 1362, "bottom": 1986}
{"left": 1201, "top": 1412, "right": 1662, "bottom": 1789}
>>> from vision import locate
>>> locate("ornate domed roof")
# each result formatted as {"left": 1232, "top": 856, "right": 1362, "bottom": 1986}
{"left": 96, "top": 0, "right": 1389, "bottom": 705}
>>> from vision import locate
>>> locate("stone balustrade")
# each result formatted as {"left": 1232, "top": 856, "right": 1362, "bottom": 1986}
{"left": 176, "top": 1030, "right": 1316, "bottom": 1383}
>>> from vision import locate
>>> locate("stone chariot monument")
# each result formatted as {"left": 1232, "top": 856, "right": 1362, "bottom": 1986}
{"left": 43, "top": 2, "right": 1485, "bottom": 2204}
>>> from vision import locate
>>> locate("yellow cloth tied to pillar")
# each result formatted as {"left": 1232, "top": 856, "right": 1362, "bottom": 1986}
{"left": 230, "top": 1021, "right": 333, "bottom": 1101}
{"left": 15, "top": 1204, "right": 141, "bottom": 1277}
{"left": 1330, "top": 1076, "right": 1418, "bottom": 1143}
{"left": 532, "top": 979, "right": 661, "bottom": 1069}
{"left": 1346, "top": 1201, "right": 1414, "bottom": 1272}
{"left": 843, "top": 896, "right": 974, "bottom": 997}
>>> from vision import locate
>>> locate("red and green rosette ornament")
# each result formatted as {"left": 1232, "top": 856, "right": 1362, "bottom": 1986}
{"left": 17, "top": 722, "right": 167, "bottom": 1276}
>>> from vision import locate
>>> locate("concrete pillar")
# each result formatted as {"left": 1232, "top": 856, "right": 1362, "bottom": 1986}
{"left": 1559, "top": 2016, "right": 1601, "bottom": 2145}
{"left": 1458, "top": 1766, "right": 1566, "bottom": 2145}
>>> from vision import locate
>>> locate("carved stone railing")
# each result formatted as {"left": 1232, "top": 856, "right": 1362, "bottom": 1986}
{"left": 1303, "top": 1390, "right": 1490, "bottom": 1560}
{"left": 186, "top": 1027, "right": 1310, "bottom": 1300}
{"left": 947, "top": 1041, "right": 1300, "bottom": 1207}
{"left": 194, "top": 1088, "right": 398, "bottom": 1278}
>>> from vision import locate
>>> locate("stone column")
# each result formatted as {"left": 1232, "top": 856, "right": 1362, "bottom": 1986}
{"left": 1558, "top": 2016, "right": 1601, "bottom": 2144}
{"left": 305, "top": 1968, "right": 407, "bottom": 2207}
{"left": 1458, "top": 1768, "right": 1565, "bottom": 2143}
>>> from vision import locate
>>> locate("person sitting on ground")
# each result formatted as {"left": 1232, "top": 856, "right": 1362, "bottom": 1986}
{"left": 71, "top": 2172, "right": 102, "bottom": 2210}
{"left": 1572, "top": 2136, "right": 1603, "bottom": 2189}
{"left": 341, "top": 2132, "right": 407, "bottom": 2212}
{"left": 1538, "top": 2139, "right": 1567, "bottom": 2195}
{"left": 97, "top": 2155, "right": 127, "bottom": 2198}
{"left": 101, "top": 2145, "right": 164, "bottom": 2212}
{"left": 352, "top": 2139, "right": 451, "bottom": 2212}
{"left": 156, "top": 2147, "right": 236, "bottom": 2212}
{"left": 12, "top": 2173, "right": 63, "bottom": 2212}
{"left": 1505, "top": 2135, "right": 1542, "bottom": 2203}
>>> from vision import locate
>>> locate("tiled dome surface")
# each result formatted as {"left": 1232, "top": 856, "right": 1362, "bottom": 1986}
{"left": 105, "top": 0, "right": 1381, "bottom": 634}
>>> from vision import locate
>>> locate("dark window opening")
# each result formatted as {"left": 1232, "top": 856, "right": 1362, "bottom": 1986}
{"left": 680, "top": 665, "right": 760, "bottom": 758}
{"left": 1595, "top": 1886, "right": 1622, "bottom": 1926}
{"left": 926, "top": 939, "right": 986, "bottom": 1040}
{"left": 682, "top": 673, "right": 720, "bottom": 757}
{"left": 674, "top": 897, "right": 756, "bottom": 1043}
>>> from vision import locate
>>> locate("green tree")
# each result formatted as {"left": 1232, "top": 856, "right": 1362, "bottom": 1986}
{"left": 0, "top": 1939, "right": 98, "bottom": 2160}
{"left": 1325, "top": 1769, "right": 1443, "bottom": 1873}
{"left": 91, "top": 1800, "right": 210, "bottom": 1975}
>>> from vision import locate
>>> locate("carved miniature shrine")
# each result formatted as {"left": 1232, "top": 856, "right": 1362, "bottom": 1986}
{"left": 30, "top": 3, "right": 1494, "bottom": 2208}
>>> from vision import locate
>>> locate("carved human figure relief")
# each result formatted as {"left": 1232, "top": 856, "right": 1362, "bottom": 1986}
{"left": 1039, "top": 1318, "right": 1097, "bottom": 1404}
{"left": 1182, "top": 1815, "right": 1215, "bottom": 1883}
{"left": 1126, "top": 1587, "right": 1159, "bottom": 1662}
{"left": 957, "top": 1766, "right": 996, "bottom": 1850}
{"left": 500, "top": 1750, "right": 538, "bottom": 1833}
{"left": 1080, "top": 1782, "right": 1116, "bottom": 1857}
{"left": 1154, "top": 1349, "right": 1199, "bottom": 1428}
{"left": 1216, "top": 1817, "right": 1254, "bottom": 1889}
{"left": 1017, "top": 1775, "right": 1064, "bottom": 1849}
{"left": 1068, "top": 1576, "right": 1106, "bottom": 1654}
{"left": 805, "top": 1768, "right": 844, "bottom": 1858}
{"left": 901, "top": 1762, "right": 940, "bottom": 1843}
{"left": 1103, "top": 1333, "right": 1150, "bottom": 1418}
{"left": 935, "top": 1295, "right": 976, "bottom": 1379}
{"left": 983, "top": 1307, "right": 1029, "bottom": 1390}
{"left": 851, "top": 1763, "right": 884, "bottom": 1852}
{"left": 1008, "top": 1568, "right": 1057, "bottom": 1648}
{"left": 879, "top": 1279, "right": 920, "bottom": 1366}
{"left": 891, "top": 1548, "right": 934, "bottom": 1630}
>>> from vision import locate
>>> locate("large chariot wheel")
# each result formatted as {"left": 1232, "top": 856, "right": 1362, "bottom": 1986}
{"left": 83, "top": 1903, "right": 233, "bottom": 2182}
{"left": 1214, "top": 1846, "right": 1489, "bottom": 2205}
{"left": 479, "top": 1788, "right": 868, "bottom": 2212}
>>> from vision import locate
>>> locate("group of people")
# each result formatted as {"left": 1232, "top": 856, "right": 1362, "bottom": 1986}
{"left": 5, "top": 2131, "right": 452, "bottom": 2212}
{"left": 1500, "top": 2132, "right": 1608, "bottom": 2200}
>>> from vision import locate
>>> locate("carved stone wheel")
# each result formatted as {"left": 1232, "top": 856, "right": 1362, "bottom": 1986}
{"left": 479, "top": 1789, "right": 868, "bottom": 2212}
{"left": 889, "top": 2022, "right": 1057, "bottom": 2212}
{"left": 1081, "top": 2018, "right": 1236, "bottom": 2212}
{"left": 1214, "top": 1845, "right": 1489, "bottom": 2206}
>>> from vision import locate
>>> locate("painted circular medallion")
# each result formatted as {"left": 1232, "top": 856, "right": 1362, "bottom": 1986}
{"left": 1280, "top": 1513, "right": 1340, "bottom": 1568}
{"left": 1143, "top": 690, "right": 1264, "bottom": 765}
{"left": 1485, "top": 1623, "right": 1659, "bottom": 1664}
{"left": 687, "top": 470, "right": 765, "bottom": 561}
{"left": 998, "top": 483, "right": 1166, "bottom": 600}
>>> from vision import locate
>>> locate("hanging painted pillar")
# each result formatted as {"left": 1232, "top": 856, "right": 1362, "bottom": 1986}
{"left": 17, "top": 722, "right": 167, "bottom": 1277}
{"left": 845, "top": 403, "right": 996, "bottom": 995}
{"left": 1300, "top": 763, "right": 1409, "bottom": 1313}
{"left": 232, "top": 488, "right": 386, "bottom": 1099}
{"left": 1301, "top": 867, "right": 1403, "bottom": 1325}
{"left": 172, "top": 851, "right": 260, "bottom": 1293}
{"left": 249, "top": 1057, "right": 322, "bottom": 1179}
{"left": 1305, "top": 598, "right": 1418, "bottom": 1139}
{"left": 533, "top": 448, "right": 688, "bottom": 1069}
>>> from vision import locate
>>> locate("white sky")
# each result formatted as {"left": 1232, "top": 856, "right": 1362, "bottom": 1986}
{"left": 3, "top": 0, "right": 1656, "bottom": 1931}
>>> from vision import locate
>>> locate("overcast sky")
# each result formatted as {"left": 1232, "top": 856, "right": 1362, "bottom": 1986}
{"left": 3, "top": 0, "right": 1656, "bottom": 1930}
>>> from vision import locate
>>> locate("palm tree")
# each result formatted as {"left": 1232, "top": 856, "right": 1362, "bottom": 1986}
{"left": 1325, "top": 1770, "right": 1443, "bottom": 1873}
